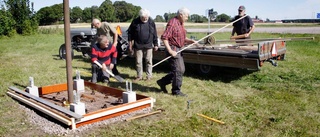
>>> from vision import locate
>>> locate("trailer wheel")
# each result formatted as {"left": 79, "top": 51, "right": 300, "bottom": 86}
{"left": 59, "top": 44, "right": 74, "bottom": 60}
{"left": 197, "top": 64, "right": 212, "bottom": 75}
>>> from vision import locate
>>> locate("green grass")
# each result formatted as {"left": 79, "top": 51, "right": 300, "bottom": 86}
{"left": 0, "top": 31, "right": 319, "bottom": 136}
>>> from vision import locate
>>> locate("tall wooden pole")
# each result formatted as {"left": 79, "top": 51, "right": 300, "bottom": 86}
{"left": 63, "top": 0, "right": 74, "bottom": 104}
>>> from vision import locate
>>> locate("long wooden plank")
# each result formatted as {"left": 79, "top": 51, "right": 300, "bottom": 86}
{"left": 38, "top": 83, "right": 68, "bottom": 95}
{"left": 75, "top": 104, "right": 150, "bottom": 128}
{"left": 9, "top": 86, "right": 83, "bottom": 119}
{"left": 7, "top": 91, "right": 72, "bottom": 126}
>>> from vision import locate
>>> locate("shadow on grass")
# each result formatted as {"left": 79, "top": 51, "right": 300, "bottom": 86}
{"left": 114, "top": 57, "right": 256, "bottom": 83}
{"left": 56, "top": 54, "right": 256, "bottom": 91}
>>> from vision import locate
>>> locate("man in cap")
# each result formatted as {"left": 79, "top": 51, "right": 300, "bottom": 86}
{"left": 231, "top": 5, "right": 255, "bottom": 40}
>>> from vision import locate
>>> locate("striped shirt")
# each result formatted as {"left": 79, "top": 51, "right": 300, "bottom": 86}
{"left": 91, "top": 43, "right": 117, "bottom": 65}
{"left": 161, "top": 17, "right": 186, "bottom": 48}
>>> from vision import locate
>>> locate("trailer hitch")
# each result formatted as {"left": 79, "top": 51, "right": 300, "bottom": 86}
{"left": 267, "top": 59, "right": 278, "bottom": 67}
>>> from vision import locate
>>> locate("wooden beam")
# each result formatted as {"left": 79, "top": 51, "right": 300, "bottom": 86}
{"left": 9, "top": 86, "right": 83, "bottom": 119}
{"left": 7, "top": 91, "right": 72, "bottom": 126}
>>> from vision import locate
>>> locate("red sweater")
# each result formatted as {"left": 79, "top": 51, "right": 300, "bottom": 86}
{"left": 91, "top": 43, "right": 117, "bottom": 65}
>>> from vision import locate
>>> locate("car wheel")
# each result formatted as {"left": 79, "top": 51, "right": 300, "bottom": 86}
{"left": 197, "top": 64, "right": 212, "bottom": 75}
{"left": 59, "top": 44, "right": 74, "bottom": 60}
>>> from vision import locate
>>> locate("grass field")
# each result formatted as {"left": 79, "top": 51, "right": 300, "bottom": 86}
{"left": 0, "top": 29, "right": 319, "bottom": 136}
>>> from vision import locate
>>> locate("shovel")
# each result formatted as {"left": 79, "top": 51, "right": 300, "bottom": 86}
{"left": 93, "top": 61, "right": 125, "bottom": 82}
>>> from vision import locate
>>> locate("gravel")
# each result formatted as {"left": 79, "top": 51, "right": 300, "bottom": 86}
{"left": 19, "top": 104, "right": 151, "bottom": 136}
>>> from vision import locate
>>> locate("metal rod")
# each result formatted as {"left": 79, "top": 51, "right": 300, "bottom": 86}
{"left": 197, "top": 113, "right": 225, "bottom": 124}
{"left": 216, "top": 37, "right": 315, "bottom": 43}
{"left": 63, "top": 0, "right": 74, "bottom": 104}
{"left": 125, "top": 110, "right": 162, "bottom": 121}
{"left": 152, "top": 14, "right": 249, "bottom": 68}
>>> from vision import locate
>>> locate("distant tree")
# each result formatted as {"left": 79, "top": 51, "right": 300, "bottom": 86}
{"left": 266, "top": 18, "right": 270, "bottom": 22}
{"left": 216, "top": 13, "right": 231, "bottom": 22}
{"left": 164, "top": 12, "right": 176, "bottom": 22}
{"left": 255, "top": 15, "right": 259, "bottom": 19}
{"left": 36, "top": 4, "right": 63, "bottom": 25}
{"left": 4, "top": 0, "right": 37, "bottom": 35}
{"left": 190, "top": 14, "right": 206, "bottom": 23}
{"left": 90, "top": 5, "right": 99, "bottom": 19}
{"left": 99, "top": 0, "right": 115, "bottom": 22}
{"left": 70, "top": 6, "right": 82, "bottom": 23}
{"left": 82, "top": 7, "right": 92, "bottom": 23}
{"left": 0, "top": 7, "right": 16, "bottom": 36}
{"left": 201, "top": 16, "right": 208, "bottom": 22}
{"left": 154, "top": 15, "right": 165, "bottom": 22}
{"left": 164, "top": 13, "right": 168, "bottom": 22}
{"left": 113, "top": 1, "right": 140, "bottom": 22}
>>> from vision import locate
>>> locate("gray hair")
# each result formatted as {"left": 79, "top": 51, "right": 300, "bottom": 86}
{"left": 97, "top": 35, "right": 108, "bottom": 45}
{"left": 139, "top": 9, "right": 150, "bottom": 17}
{"left": 177, "top": 7, "right": 190, "bottom": 16}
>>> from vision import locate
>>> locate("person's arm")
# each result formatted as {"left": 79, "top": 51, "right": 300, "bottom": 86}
{"left": 152, "top": 20, "right": 159, "bottom": 51}
{"left": 231, "top": 27, "right": 236, "bottom": 36}
{"left": 185, "top": 37, "right": 196, "bottom": 44}
{"left": 109, "top": 46, "right": 117, "bottom": 70}
{"left": 113, "top": 32, "right": 118, "bottom": 47}
{"left": 245, "top": 16, "right": 255, "bottom": 37}
{"left": 105, "top": 22, "right": 118, "bottom": 47}
{"left": 163, "top": 39, "right": 176, "bottom": 57}
{"left": 246, "top": 25, "right": 255, "bottom": 37}
{"left": 91, "top": 45, "right": 99, "bottom": 63}
{"left": 127, "top": 20, "right": 135, "bottom": 54}
{"left": 161, "top": 19, "right": 176, "bottom": 56}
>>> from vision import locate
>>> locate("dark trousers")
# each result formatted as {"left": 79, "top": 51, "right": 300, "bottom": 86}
{"left": 158, "top": 47, "right": 185, "bottom": 94}
{"left": 91, "top": 63, "right": 110, "bottom": 83}
{"left": 112, "top": 64, "right": 120, "bottom": 75}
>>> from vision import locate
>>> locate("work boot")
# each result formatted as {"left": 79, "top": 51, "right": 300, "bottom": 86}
{"left": 91, "top": 74, "right": 98, "bottom": 83}
{"left": 145, "top": 77, "right": 152, "bottom": 81}
{"left": 172, "top": 91, "right": 187, "bottom": 97}
{"left": 156, "top": 80, "right": 168, "bottom": 93}
{"left": 103, "top": 79, "right": 109, "bottom": 84}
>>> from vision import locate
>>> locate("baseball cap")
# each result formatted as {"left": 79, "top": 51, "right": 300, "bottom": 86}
{"left": 238, "top": 5, "right": 245, "bottom": 10}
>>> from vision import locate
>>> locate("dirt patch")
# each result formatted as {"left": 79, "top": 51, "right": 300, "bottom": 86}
{"left": 41, "top": 87, "right": 123, "bottom": 113}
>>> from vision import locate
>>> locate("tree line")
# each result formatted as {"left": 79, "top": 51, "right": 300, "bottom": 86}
{"left": 0, "top": 0, "right": 234, "bottom": 37}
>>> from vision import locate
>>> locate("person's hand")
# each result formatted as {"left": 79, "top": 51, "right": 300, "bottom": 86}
{"left": 112, "top": 42, "right": 117, "bottom": 47}
{"left": 102, "top": 63, "right": 107, "bottom": 71}
{"left": 129, "top": 46, "right": 134, "bottom": 56}
{"left": 153, "top": 46, "right": 158, "bottom": 51}
{"left": 245, "top": 33, "right": 249, "bottom": 37}
{"left": 109, "top": 63, "right": 114, "bottom": 70}
{"left": 169, "top": 50, "right": 177, "bottom": 57}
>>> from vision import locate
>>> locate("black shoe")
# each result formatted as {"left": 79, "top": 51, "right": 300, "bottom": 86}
{"left": 103, "top": 79, "right": 109, "bottom": 84}
{"left": 156, "top": 80, "right": 168, "bottom": 93}
{"left": 172, "top": 91, "right": 187, "bottom": 97}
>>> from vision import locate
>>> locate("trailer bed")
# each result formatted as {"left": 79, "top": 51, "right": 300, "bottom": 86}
{"left": 153, "top": 40, "right": 286, "bottom": 71}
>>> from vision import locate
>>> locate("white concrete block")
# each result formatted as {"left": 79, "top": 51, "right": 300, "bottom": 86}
{"left": 122, "top": 91, "right": 136, "bottom": 103}
{"left": 73, "top": 79, "right": 85, "bottom": 92}
{"left": 26, "top": 86, "right": 39, "bottom": 97}
{"left": 70, "top": 102, "right": 86, "bottom": 115}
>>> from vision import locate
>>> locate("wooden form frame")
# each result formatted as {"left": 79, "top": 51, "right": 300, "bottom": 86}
{"left": 7, "top": 81, "right": 155, "bottom": 129}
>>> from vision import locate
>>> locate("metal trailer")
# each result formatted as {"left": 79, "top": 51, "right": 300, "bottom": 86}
{"left": 152, "top": 40, "right": 286, "bottom": 75}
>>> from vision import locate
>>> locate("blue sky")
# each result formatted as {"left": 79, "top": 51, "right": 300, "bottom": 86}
{"left": 30, "top": 0, "right": 320, "bottom": 20}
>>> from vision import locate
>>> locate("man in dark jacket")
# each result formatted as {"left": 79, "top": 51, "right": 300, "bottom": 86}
{"left": 127, "top": 9, "right": 159, "bottom": 81}
{"left": 231, "top": 5, "right": 255, "bottom": 40}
